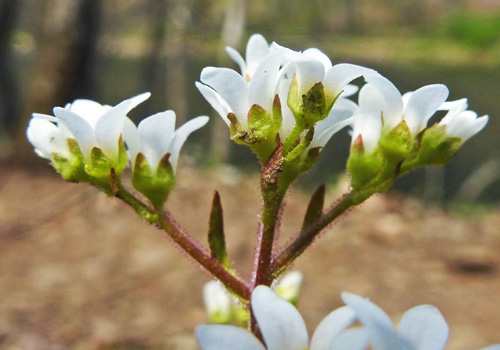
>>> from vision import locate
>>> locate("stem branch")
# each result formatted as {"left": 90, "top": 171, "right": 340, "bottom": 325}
{"left": 271, "top": 189, "right": 373, "bottom": 275}
{"left": 156, "top": 209, "right": 251, "bottom": 300}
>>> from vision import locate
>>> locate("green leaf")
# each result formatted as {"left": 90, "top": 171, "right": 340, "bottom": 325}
{"left": 302, "top": 184, "right": 325, "bottom": 231}
{"left": 208, "top": 191, "right": 230, "bottom": 268}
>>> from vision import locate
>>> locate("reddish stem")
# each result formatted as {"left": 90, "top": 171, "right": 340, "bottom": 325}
{"left": 156, "top": 209, "right": 251, "bottom": 300}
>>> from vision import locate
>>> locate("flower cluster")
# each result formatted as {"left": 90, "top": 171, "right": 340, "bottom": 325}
{"left": 27, "top": 93, "right": 208, "bottom": 206}
{"left": 197, "top": 34, "right": 488, "bottom": 194}
{"left": 197, "top": 285, "right": 500, "bottom": 350}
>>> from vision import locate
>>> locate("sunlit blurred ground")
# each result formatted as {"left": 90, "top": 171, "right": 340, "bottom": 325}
{"left": 1, "top": 159, "right": 500, "bottom": 349}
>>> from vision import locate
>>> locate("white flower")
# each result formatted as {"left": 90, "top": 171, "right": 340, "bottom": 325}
{"left": 274, "top": 271, "right": 304, "bottom": 303}
{"left": 196, "top": 49, "right": 284, "bottom": 129}
{"left": 275, "top": 46, "right": 377, "bottom": 148}
{"left": 226, "top": 33, "right": 275, "bottom": 82}
{"left": 351, "top": 75, "right": 449, "bottom": 153}
{"left": 123, "top": 111, "right": 209, "bottom": 173}
{"left": 27, "top": 117, "right": 73, "bottom": 161}
{"left": 342, "top": 293, "right": 500, "bottom": 350}
{"left": 437, "top": 98, "right": 489, "bottom": 142}
{"left": 306, "top": 97, "right": 359, "bottom": 150}
{"left": 342, "top": 292, "right": 448, "bottom": 350}
{"left": 196, "top": 285, "right": 368, "bottom": 350}
{"left": 203, "top": 280, "right": 235, "bottom": 324}
{"left": 30, "top": 93, "right": 151, "bottom": 164}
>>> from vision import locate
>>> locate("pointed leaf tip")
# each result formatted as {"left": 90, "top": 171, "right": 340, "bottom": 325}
{"left": 302, "top": 184, "right": 325, "bottom": 230}
{"left": 208, "top": 191, "right": 229, "bottom": 268}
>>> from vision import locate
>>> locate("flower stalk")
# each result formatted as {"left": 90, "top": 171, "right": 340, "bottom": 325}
{"left": 155, "top": 208, "right": 251, "bottom": 300}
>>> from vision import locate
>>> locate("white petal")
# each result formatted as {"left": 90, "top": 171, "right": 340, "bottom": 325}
{"left": 278, "top": 78, "right": 296, "bottom": 140}
{"left": 27, "top": 118, "right": 69, "bottom": 159}
{"left": 327, "top": 328, "right": 370, "bottom": 350}
{"left": 404, "top": 84, "right": 449, "bottom": 134}
{"left": 137, "top": 110, "right": 176, "bottom": 173}
{"left": 249, "top": 51, "right": 285, "bottom": 111}
{"left": 438, "top": 98, "right": 468, "bottom": 112}
{"left": 289, "top": 57, "right": 326, "bottom": 96}
{"left": 200, "top": 67, "right": 250, "bottom": 125}
{"left": 477, "top": 345, "right": 500, "bottom": 350}
{"left": 364, "top": 75, "right": 404, "bottom": 130}
{"left": 443, "top": 112, "right": 489, "bottom": 141}
{"left": 122, "top": 117, "right": 141, "bottom": 166}
{"left": 54, "top": 107, "right": 96, "bottom": 162}
{"left": 323, "top": 63, "right": 378, "bottom": 103}
{"left": 128, "top": 92, "right": 151, "bottom": 111}
{"left": 311, "top": 101, "right": 356, "bottom": 148}
{"left": 94, "top": 99, "right": 132, "bottom": 162}
{"left": 252, "top": 285, "right": 309, "bottom": 350}
{"left": 196, "top": 81, "right": 232, "bottom": 125}
{"left": 342, "top": 84, "right": 359, "bottom": 97}
{"left": 67, "top": 99, "right": 109, "bottom": 127}
{"left": 226, "top": 46, "right": 247, "bottom": 76}
{"left": 196, "top": 324, "right": 265, "bottom": 350}
{"left": 398, "top": 305, "right": 449, "bottom": 350}
{"left": 310, "top": 306, "right": 357, "bottom": 350}
{"left": 304, "top": 48, "right": 333, "bottom": 69}
{"left": 32, "top": 113, "right": 57, "bottom": 122}
{"left": 168, "top": 116, "right": 209, "bottom": 172}
{"left": 246, "top": 34, "right": 271, "bottom": 76}
{"left": 341, "top": 292, "right": 415, "bottom": 350}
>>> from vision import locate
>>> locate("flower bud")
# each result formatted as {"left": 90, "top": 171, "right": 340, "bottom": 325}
{"left": 275, "top": 271, "right": 304, "bottom": 305}
{"left": 203, "top": 281, "right": 234, "bottom": 324}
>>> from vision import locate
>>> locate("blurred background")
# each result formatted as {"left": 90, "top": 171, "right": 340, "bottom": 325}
{"left": 1, "top": 0, "right": 500, "bottom": 349}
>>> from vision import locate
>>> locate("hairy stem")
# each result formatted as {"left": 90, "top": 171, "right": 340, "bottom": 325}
{"left": 115, "top": 185, "right": 159, "bottom": 224}
{"left": 252, "top": 145, "right": 284, "bottom": 288}
{"left": 156, "top": 209, "right": 251, "bottom": 300}
{"left": 271, "top": 189, "right": 373, "bottom": 276}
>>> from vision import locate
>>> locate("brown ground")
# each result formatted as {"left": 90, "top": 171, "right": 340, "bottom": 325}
{"left": 1, "top": 159, "right": 500, "bottom": 350}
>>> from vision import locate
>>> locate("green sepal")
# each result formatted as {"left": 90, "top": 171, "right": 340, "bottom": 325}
{"left": 51, "top": 138, "right": 89, "bottom": 182}
{"left": 379, "top": 121, "right": 413, "bottom": 163}
{"left": 302, "top": 184, "right": 325, "bottom": 231}
{"left": 346, "top": 135, "right": 385, "bottom": 190}
{"left": 208, "top": 191, "right": 230, "bottom": 269}
{"left": 401, "top": 124, "right": 462, "bottom": 173}
{"left": 287, "top": 77, "right": 333, "bottom": 129}
{"left": 287, "top": 74, "right": 302, "bottom": 117}
{"left": 85, "top": 136, "right": 129, "bottom": 192}
{"left": 300, "top": 82, "right": 327, "bottom": 128}
{"left": 226, "top": 96, "right": 283, "bottom": 163}
{"left": 132, "top": 153, "right": 176, "bottom": 208}
{"left": 284, "top": 127, "right": 315, "bottom": 162}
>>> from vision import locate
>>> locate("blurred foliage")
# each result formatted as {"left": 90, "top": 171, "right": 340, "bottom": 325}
{"left": 441, "top": 10, "right": 500, "bottom": 47}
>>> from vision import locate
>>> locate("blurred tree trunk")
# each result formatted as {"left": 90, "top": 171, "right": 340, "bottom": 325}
{"left": 142, "top": 0, "right": 169, "bottom": 118}
{"left": 18, "top": 0, "right": 102, "bottom": 146}
{"left": 344, "top": 0, "right": 361, "bottom": 33}
{"left": 0, "top": 0, "right": 21, "bottom": 142}
{"left": 211, "top": 0, "right": 246, "bottom": 164}
{"left": 165, "top": 0, "right": 190, "bottom": 125}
